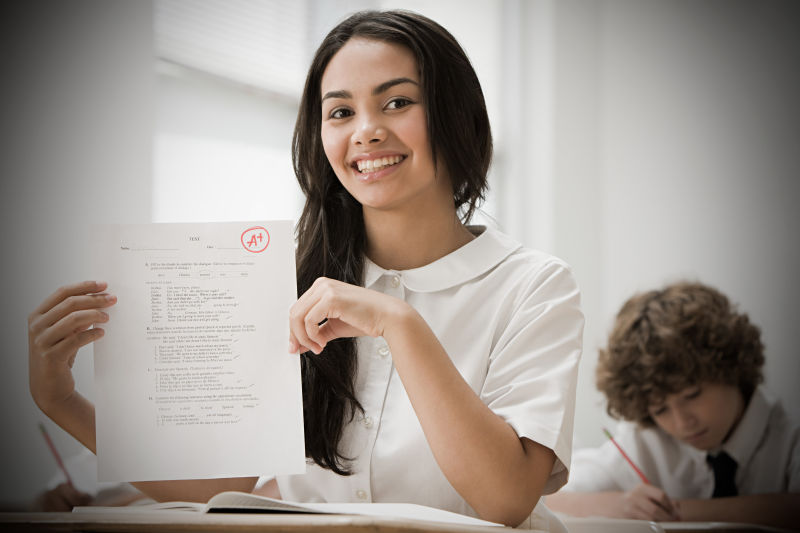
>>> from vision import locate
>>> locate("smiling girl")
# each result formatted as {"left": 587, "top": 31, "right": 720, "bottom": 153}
{"left": 28, "top": 10, "right": 583, "bottom": 529}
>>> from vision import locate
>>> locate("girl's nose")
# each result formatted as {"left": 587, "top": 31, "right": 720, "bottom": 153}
{"left": 352, "top": 113, "right": 386, "bottom": 145}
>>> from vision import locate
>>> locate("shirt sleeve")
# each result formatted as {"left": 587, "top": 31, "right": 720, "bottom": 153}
{"left": 479, "top": 258, "right": 584, "bottom": 494}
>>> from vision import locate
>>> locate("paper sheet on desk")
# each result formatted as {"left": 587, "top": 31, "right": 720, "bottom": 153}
{"left": 91, "top": 221, "right": 304, "bottom": 482}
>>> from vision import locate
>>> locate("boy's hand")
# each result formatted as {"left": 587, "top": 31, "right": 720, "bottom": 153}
{"left": 621, "top": 483, "right": 682, "bottom": 521}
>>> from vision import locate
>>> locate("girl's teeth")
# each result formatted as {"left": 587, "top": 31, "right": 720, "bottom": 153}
{"left": 357, "top": 155, "right": 402, "bottom": 173}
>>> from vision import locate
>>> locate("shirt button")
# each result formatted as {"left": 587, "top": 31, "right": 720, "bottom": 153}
{"left": 378, "top": 346, "right": 390, "bottom": 358}
{"left": 363, "top": 416, "right": 373, "bottom": 429}
{"left": 356, "top": 489, "right": 367, "bottom": 500}
{"left": 390, "top": 275, "right": 400, "bottom": 288}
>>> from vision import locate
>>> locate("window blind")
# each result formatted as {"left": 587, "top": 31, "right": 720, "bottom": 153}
{"left": 155, "top": 0, "right": 309, "bottom": 98}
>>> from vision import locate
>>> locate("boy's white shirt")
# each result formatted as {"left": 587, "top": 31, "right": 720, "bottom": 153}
{"left": 563, "top": 386, "right": 800, "bottom": 497}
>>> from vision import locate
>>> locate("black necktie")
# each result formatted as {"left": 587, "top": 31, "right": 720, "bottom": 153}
{"left": 707, "top": 451, "right": 738, "bottom": 497}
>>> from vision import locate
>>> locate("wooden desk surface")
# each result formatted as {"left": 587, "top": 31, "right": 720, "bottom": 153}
{"left": 4, "top": 512, "right": 790, "bottom": 533}
{"left": 0, "top": 510, "right": 510, "bottom": 533}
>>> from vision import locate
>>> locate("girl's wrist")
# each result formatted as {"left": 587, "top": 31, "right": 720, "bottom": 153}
{"left": 380, "top": 299, "right": 419, "bottom": 345}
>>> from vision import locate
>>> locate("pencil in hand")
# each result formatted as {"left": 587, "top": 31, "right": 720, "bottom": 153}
{"left": 38, "top": 422, "right": 75, "bottom": 489}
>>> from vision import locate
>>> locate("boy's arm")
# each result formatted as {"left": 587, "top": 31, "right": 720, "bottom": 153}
{"left": 676, "top": 493, "right": 800, "bottom": 530}
{"left": 546, "top": 491, "right": 627, "bottom": 518}
{"left": 546, "top": 484, "right": 680, "bottom": 522}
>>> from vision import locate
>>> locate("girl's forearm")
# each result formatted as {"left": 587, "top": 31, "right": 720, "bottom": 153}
{"left": 384, "top": 305, "right": 554, "bottom": 526}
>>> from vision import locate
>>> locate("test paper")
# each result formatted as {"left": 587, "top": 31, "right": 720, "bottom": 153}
{"left": 91, "top": 221, "right": 305, "bottom": 482}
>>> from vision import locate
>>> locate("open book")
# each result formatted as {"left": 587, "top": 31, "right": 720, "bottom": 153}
{"left": 74, "top": 491, "right": 504, "bottom": 528}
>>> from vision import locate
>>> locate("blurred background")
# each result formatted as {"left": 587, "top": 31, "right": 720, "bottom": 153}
{"left": 2, "top": 0, "right": 798, "bottom": 506}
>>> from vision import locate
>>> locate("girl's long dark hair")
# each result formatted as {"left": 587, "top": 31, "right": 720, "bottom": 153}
{"left": 292, "top": 10, "right": 492, "bottom": 475}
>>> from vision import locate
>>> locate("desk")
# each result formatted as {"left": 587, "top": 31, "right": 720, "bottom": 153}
{"left": 0, "top": 510, "right": 509, "bottom": 533}
{"left": 4, "top": 512, "right": 790, "bottom": 533}
{"left": 561, "top": 516, "right": 792, "bottom": 533}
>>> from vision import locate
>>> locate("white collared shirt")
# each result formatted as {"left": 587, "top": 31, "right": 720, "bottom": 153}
{"left": 563, "top": 387, "right": 800, "bottom": 497}
{"left": 277, "top": 226, "right": 584, "bottom": 528}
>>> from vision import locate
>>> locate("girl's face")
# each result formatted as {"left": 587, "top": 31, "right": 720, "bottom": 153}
{"left": 647, "top": 382, "right": 745, "bottom": 451}
{"left": 319, "top": 38, "right": 451, "bottom": 215}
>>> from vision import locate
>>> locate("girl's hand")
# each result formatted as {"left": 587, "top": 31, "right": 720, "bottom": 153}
{"left": 28, "top": 281, "right": 116, "bottom": 414}
{"left": 619, "top": 483, "right": 682, "bottom": 521}
{"left": 31, "top": 482, "right": 93, "bottom": 512}
{"left": 288, "top": 277, "right": 409, "bottom": 354}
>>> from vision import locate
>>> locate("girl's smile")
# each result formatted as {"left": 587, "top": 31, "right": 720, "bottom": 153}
{"left": 350, "top": 151, "right": 407, "bottom": 182}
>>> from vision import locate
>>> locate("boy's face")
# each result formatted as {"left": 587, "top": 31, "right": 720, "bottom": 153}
{"left": 647, "top": 382, "right": 745, "bottom": 451}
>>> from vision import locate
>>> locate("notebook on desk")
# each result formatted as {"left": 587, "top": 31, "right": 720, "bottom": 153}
{"left": 73, "top": 490, "right": 504, "bottom": 528}
{"left": 661, "top": 522, "right": 792, "bottom": 533}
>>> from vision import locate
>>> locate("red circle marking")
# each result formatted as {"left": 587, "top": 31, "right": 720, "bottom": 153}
{"left": 241, "top": 226, "right": 270, "bottom": 253}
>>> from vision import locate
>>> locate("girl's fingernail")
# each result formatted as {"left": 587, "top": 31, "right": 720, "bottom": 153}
{"left": 106, "top": 294, "right": 117, "bottom": 302}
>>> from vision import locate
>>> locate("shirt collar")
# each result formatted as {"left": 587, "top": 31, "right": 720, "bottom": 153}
{"left": 363, "top": 225, "right": 522, "bottom": 292}
{"left": 720, "top": 386, "right": 771, "bottom": 465}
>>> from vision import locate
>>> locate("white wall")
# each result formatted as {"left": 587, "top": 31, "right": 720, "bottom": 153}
{"left": 153, "top": 63, "right": 303, "bottom": 224}
{"left": 0, "top": 1, "right": 154, "bottom": 506}
{"left": 549, "top": 0, "right": 800, "bottom": 447}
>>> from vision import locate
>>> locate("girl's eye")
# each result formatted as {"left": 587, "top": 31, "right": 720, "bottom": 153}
{"left": 329, "top": 108, "right": 353, "bottom": 119}
{"left": 385, "top": 98, "right": 413, "bottom": 110}
{"left": 651, "top": 406, "right": 667, "bottom": 417}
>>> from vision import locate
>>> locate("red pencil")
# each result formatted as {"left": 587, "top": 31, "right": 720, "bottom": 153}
{"left": 38, "top": 422, "right": 75, "bottom": 488}
{"left": 602, "top": 427, "right": 651, "bottom": 484}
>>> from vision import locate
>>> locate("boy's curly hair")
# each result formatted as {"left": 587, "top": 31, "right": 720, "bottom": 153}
{"left": 596, "top": 281, "right": 764, "bottom": 426}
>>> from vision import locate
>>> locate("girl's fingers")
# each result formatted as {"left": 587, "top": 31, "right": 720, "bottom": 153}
{"left": 289, "top": 320, "right": 322, "bottom": 354}
{"left": 35, "top": 293, "right": 116, "bottom": 333}
{"left": 47, "top": 328, "right": 105, "bottom": 365}
{"left": 289, "top": 277, "right": 376, "bottom": 354}
{"left": 289, "top": 297, "right": 324, "bottom": 355}
{"left": 39, "top": 309, "right": 109, "bottom": 347}
{"left": 288, "top": 332, "right": 314, "bottom": 355}
{"left": 303, "top": 300, "right": 333, "bottom": 350}
{"left": 316, "top": 318, "right": 363, "bottom": 346}
{"left": 288, "top": 333, "right": 299, "bottom": 354}
{"left": 315, "top": 322, "right": 338, "bottom": 348}
{"left": 32, "top": 281, "right": 108, "bottom": 317}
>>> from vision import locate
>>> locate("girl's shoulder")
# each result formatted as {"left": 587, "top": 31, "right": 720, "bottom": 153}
{"left": 482, "top": 227, "right": 577, "bottom": 290}
{"left": 468, "top": 225, "right": 574, "bottom": 274}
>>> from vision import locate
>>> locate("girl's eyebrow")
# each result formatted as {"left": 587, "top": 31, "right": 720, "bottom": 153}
{"left": 373, "top": 77, "right": 418, "bottom": 95}
{"left": 321, "top": 77, "right": 419, "bottom": 102}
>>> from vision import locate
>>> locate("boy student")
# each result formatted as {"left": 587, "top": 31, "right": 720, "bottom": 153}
{"left": 547, "top": 282, "right": 799, "bottom": 530}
